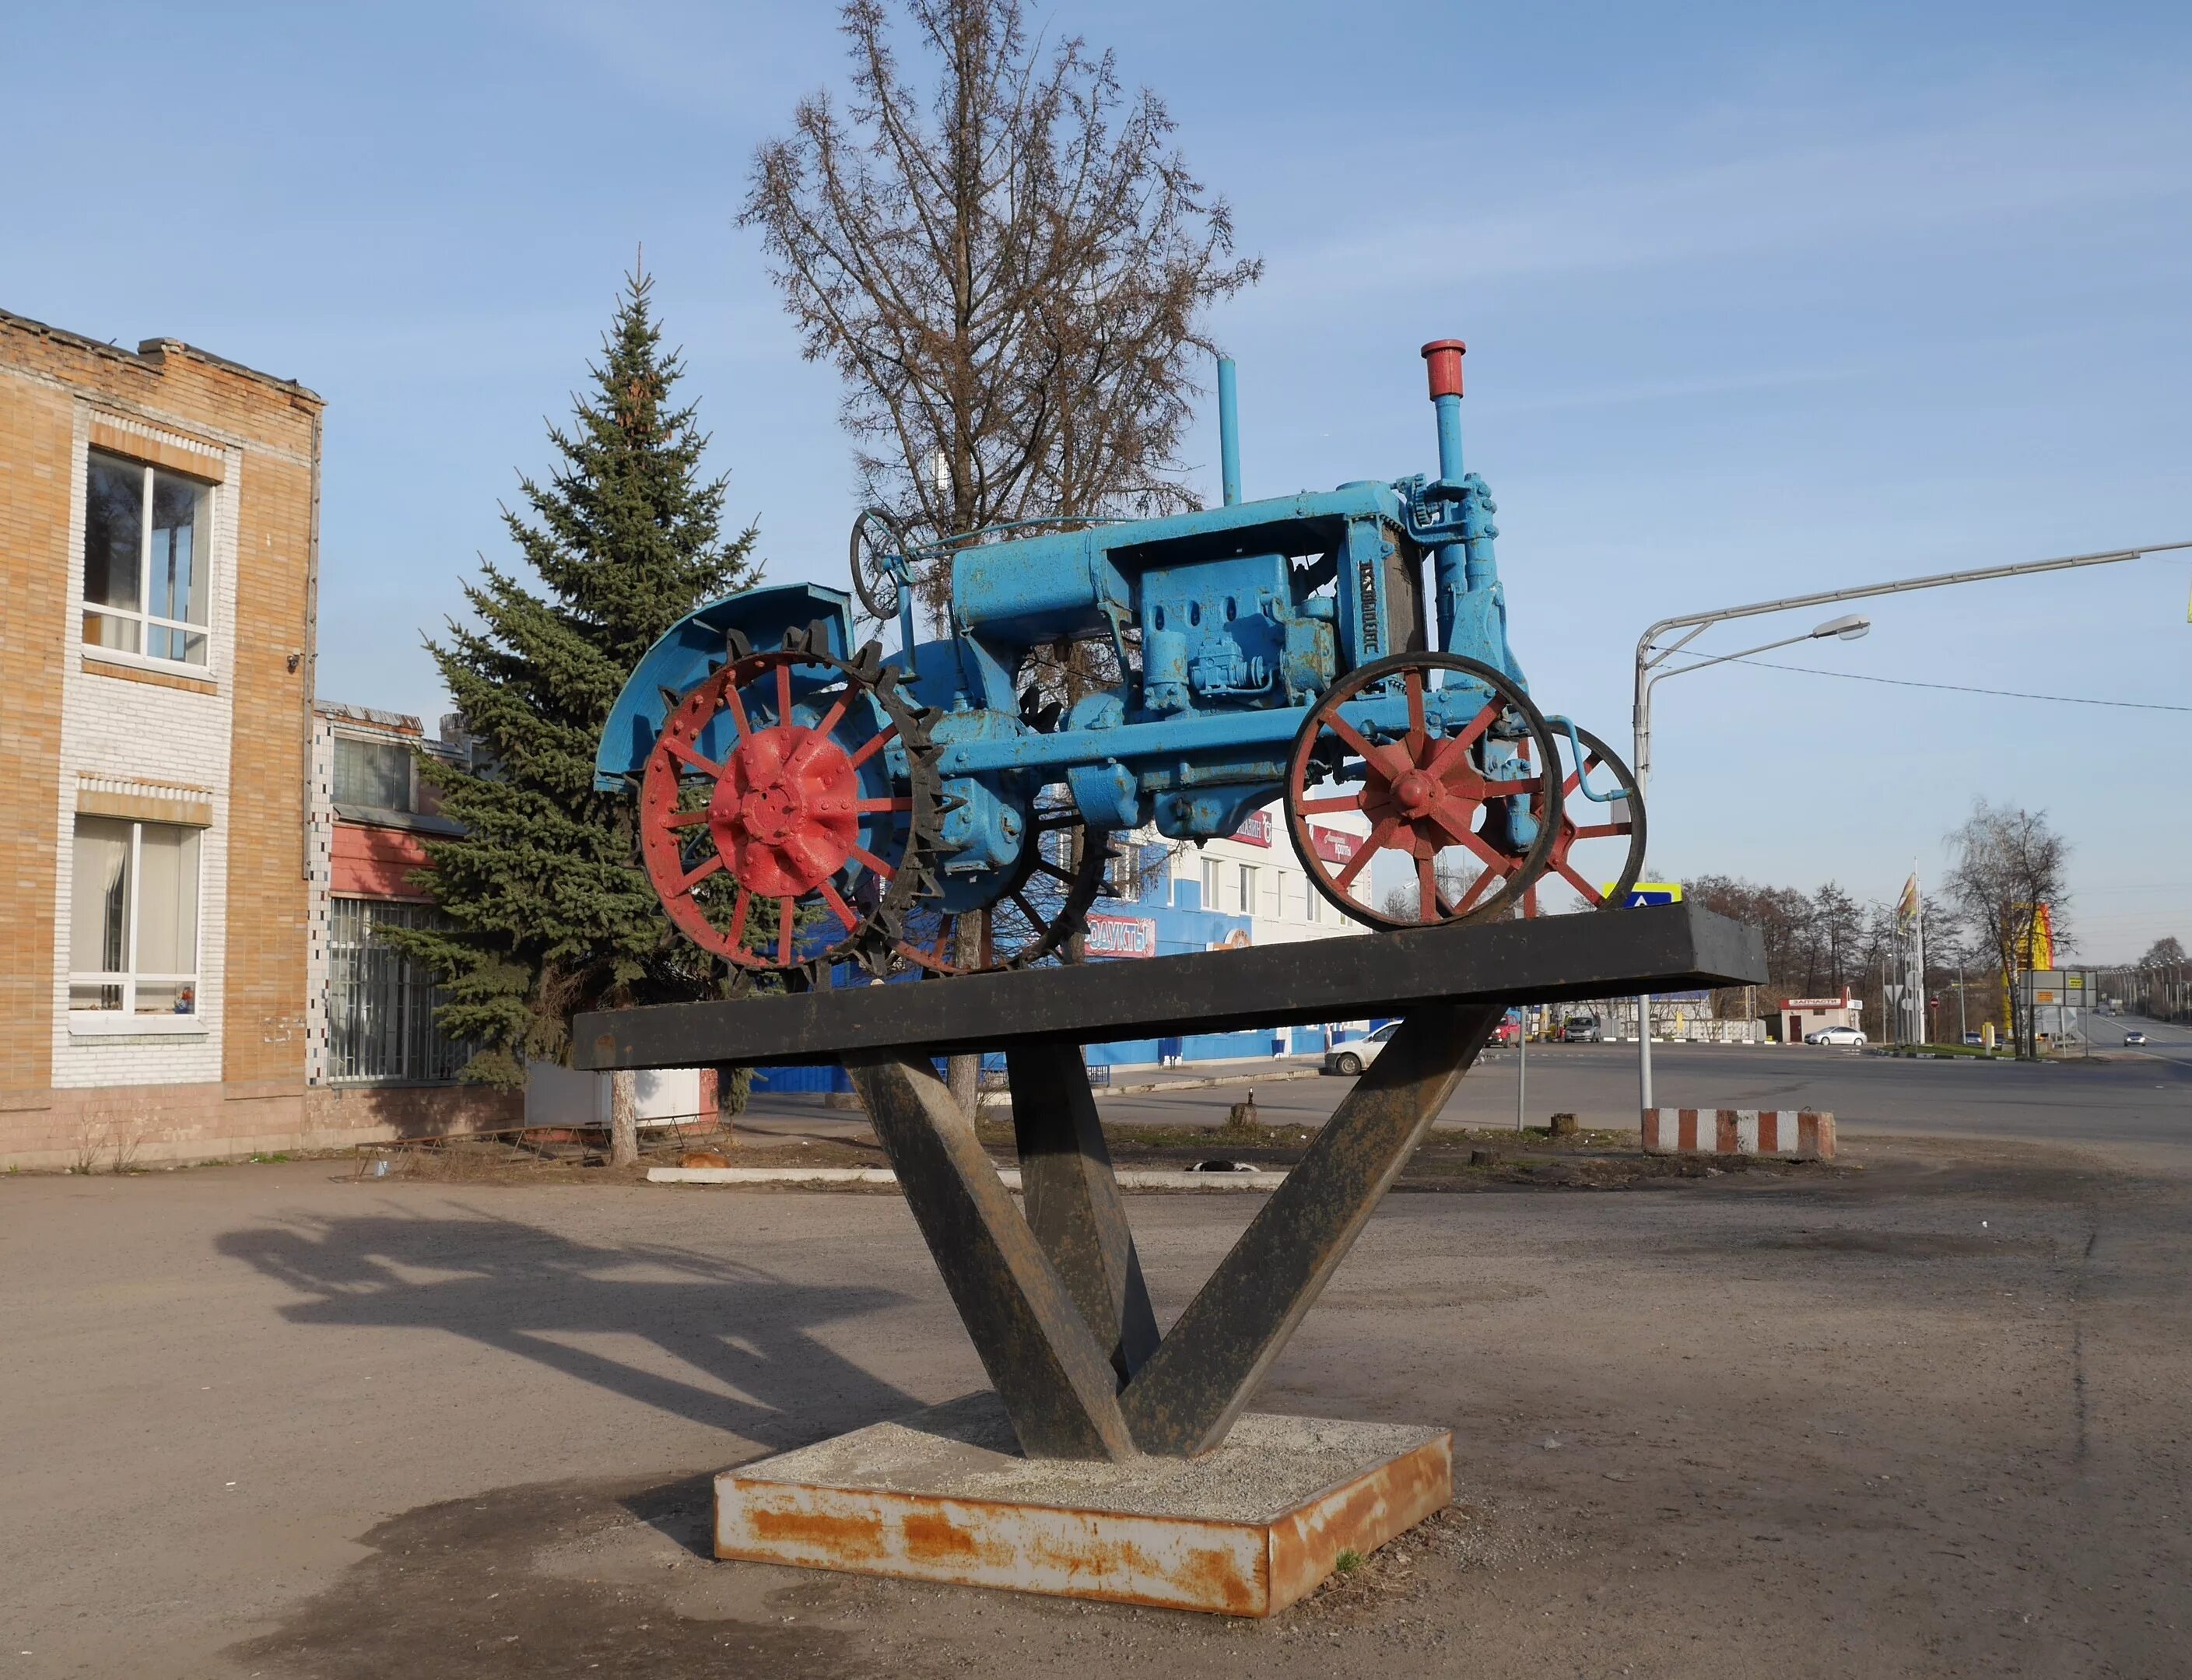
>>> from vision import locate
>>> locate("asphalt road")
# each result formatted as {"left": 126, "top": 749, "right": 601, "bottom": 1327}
{"left": 1080, "top": 1014, "right": 2192, "bottom": 1157}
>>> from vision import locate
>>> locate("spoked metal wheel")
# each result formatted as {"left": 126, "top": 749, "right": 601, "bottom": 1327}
{"left": 1285, "top": 652, "right": 1562, "bottom": 930}
{"left": 639, "top": 645, "right": 931, "bottom": 982}
{"left": 894, "top": 798, "right": 1110, "bottom": 974}
{"left": 847, "top": 507, "right": 914, "bottom": 623}
{"left": 1524, "top": 724, "right": 1646, "bottom": 917}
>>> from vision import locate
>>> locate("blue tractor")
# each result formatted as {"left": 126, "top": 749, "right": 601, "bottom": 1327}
{"left": 595, "top": 339, "right": 1643, "bottom": 984}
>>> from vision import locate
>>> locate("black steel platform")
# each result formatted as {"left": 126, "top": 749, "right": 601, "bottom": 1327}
{"left": 573, "top": 901, "right": 1762, "bottom": 1071}
{"left": 574, "top": 903, "right": 1764, "bottom": 1463}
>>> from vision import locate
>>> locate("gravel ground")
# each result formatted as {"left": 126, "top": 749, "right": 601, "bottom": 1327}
{"left": 4, "top": 1126, "right": 2187, "bottom": 1678}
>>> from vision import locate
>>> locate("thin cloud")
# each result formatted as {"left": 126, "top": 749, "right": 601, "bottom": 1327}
{"left": 1259, "top": 91, "right": 2192, "bottom": 301}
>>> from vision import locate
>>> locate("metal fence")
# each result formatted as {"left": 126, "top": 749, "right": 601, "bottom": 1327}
{"left": 327, "top": 898, "right": 467, "bottom": 1083}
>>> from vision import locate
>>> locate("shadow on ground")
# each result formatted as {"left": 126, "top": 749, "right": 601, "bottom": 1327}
{"left": 223, "top": 1469, "right": 886, "bottom": 1680}
{"left": 217, "top": 1209, "right": 921, "bottom": 1444}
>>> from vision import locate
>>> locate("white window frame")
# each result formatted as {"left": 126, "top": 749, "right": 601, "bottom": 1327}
{"left": 68, "top": 816, "right": 205, "bottom": 1036}
{"left": 1201, "top": 858, "right": 1220, "bottom": 910}
{"left": 80, "top": 448, "right": 217, "bottom": 674}
{"left": 1238, "top": 864, "right": 1258, "bottom": 918}
{"left": 1103, "top": 840, "right": 1138, "bottom": 901}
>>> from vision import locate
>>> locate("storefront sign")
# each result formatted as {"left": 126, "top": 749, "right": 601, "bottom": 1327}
{"left": 1084, "top": 914, "right": 1158, "bottom": 958}
{"left": 1235, "top": 810, "right": 1273, "bottom": 847}
{"left": 1308, "top": 823, "right": 1359, "bottom": 865}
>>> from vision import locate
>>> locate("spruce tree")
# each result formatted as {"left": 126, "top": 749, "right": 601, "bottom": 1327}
{"left": 389, "top": 269, "right": 761, "bottom": 1089}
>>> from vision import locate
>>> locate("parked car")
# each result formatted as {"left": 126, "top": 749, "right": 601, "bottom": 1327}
{"left": 1325, "top": 1022, "right": 1399, "bottom": 1075}
{"left": 2125, "top": 1030, "right": 2149, "bottom": 1046}
{"left": 1559, "top": 1014, "right": 1601, "bottom": 1043}
{"left": 1805, "top": 1025, "right": 1867, "bottom": 1047}
{"left": 1962, "top": 1031, "right": 1985, "bottom": 1047}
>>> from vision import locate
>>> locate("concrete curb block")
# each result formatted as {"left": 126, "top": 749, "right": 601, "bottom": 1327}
{"left": 977, "top": 1065, "right": 1323, "bottom": 1106}
{"left": 1641, "top": 1109, "right": 1835, "bottom": 1161}
{"left": 647, "top": 1166, "right": 1285, "bottom": 1191}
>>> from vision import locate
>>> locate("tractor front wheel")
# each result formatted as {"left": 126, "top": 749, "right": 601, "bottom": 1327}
{"left": 1285, "top": 652, "right": 1562, "bottom": 931}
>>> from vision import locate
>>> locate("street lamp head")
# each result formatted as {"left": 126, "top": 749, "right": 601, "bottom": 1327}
{"left": 1812, "top": 613, "right": 1871, "bottom": 641}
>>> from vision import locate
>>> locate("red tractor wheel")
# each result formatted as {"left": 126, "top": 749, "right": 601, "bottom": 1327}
{"left": 638, "top": 646, "right": 928, "bottom": 979}
{"left": 1524, "top": 724, "right": 1646, "bottom": 917}
{"left": 1285, "top": 652, "right": 1562, "bottom": 930}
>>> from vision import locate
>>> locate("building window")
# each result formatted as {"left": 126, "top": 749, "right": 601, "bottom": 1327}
{"left": 1104, "top": 842, "right": 1138, "bottom": 900}
{"left": 1201, "top": 858, "right": 1220, "bottom": 910}
{"left": 334, "top": 735, "right": 416, "bottom": 811}
{"left": 327, "top": 899, "right": 467, "bottom": 1082}
{"left": 1238, "top": 864, "right": 1259, "bottom": 917}
{"left": 82, "top": 450, "right": 212, "bottom": 665}
{"left": 69, "top": 816, "right": 200, "bottom": 1015}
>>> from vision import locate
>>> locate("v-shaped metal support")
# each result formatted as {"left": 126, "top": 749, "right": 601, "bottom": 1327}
{"left": 846, "top": 1001, "right": 1499, "bottom": 1461}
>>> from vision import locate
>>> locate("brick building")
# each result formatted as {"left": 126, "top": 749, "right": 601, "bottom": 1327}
{"left": 0, "top": 308, "right": 329, "bottom": 1166}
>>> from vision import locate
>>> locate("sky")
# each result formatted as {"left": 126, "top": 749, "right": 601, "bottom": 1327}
{"left": 4, "top": 2, "right": 2187, "bottom": 961}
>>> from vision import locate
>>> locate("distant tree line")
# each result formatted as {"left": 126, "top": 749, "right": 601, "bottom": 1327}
{"left": 1681, "top": 872, "right": 1973, "bottom": 1040}
{"left": 1682, "top": 801, "right": 2082, "bottom": 1052}
{"left": 2110, "top": 936, "right": 2189, "bottom": 1026}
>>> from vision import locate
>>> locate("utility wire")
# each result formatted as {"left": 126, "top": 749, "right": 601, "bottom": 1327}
{"left": 1687, "top": 656, "right": 2192, "bottom": 714}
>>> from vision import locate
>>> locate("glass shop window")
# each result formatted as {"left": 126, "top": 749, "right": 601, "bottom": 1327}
{"left": 82, "top": 450, "right": 212, "bottom": 665}
{"left": 333, "top": 735, "right": 416, "bottom": 812}
{"left": 69, "top": 816, "right": 201, "bottom": 1015}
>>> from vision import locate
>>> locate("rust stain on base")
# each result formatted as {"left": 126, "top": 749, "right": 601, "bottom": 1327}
{"left": 1267, "top": 1433, "right": 1453, "bottom": 1612}
{"left": 716, "top": 1429, "right": 1452, "bottom": 1616}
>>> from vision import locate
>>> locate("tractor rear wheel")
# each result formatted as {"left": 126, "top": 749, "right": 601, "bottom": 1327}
{"left": 638, "top": 644, "right": 931, "bottom": 984}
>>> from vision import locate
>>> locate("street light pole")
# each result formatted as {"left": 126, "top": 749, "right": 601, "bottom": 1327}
{"left": 1628, "top": 534, "right": 2190, "bottom": 1113}
{"left": 1633, "top": 538, "right": 2191, "bottom": 799}
{"left": 1630, "top": 615, "right": 1870, "bottom": 1107}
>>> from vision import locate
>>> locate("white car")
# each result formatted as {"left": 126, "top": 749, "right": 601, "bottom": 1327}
{"left": 1325, "top": 1022, "right": 1399, "bottom": 1075}
{"left": 2125, "top": 1030, "right": 2148, "bottom": 1047}
{"left": 1804, "top": 1026, "right": 1866, "bottom": 1047}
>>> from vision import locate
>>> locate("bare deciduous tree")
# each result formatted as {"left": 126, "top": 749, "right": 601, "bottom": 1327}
{"left": 742, "top": 0, "right": 1261, "bottom": 620}
{"left": 744, "top": 0, "right": 1257, "bottom": 1114}
{"left": 1685, "top": 875, "right": 1815, "bottom": 1019}
{"left": 1944, "top": 799, "right": 2071, "bottom": 1058}
{"left": 1381, "top": 863, "right": 1481, "bottom": 925}
{"left": 1810, "top": 882, "right": 1864, "bottom": 994}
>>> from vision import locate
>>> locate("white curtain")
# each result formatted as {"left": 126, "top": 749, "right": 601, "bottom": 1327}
{"left": 69, "top": 818, "right": 131, "bottom": 977}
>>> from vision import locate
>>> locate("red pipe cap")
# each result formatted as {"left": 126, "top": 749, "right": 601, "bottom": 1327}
{"left": 1421, "top": 338, "right": 1466, "bottom": 400}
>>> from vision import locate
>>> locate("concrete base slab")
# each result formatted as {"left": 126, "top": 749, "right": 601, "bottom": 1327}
{"left": 715, "top": 1391, "right": 1451, "bottom": 1616}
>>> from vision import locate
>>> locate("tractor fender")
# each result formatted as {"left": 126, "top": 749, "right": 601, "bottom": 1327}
{"left": 593, "top": 584, "right": 854, "bottom": 790}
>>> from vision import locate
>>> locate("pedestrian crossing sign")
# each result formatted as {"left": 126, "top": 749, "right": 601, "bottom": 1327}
{"left": 1608, "top": 882, "right": 1682, "bottom": 909}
